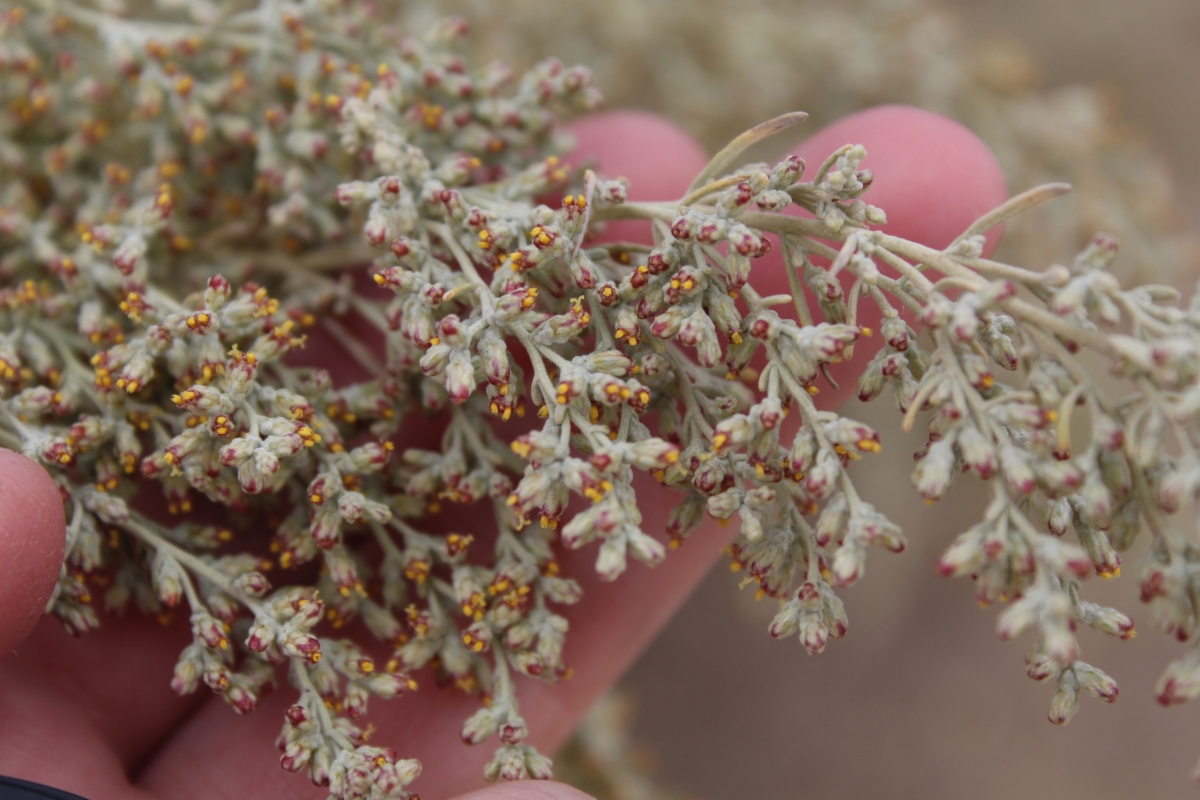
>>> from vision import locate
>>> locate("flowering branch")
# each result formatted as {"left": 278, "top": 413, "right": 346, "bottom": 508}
{"left": 4, "top": 0, "right": 1200, "bottom": 793}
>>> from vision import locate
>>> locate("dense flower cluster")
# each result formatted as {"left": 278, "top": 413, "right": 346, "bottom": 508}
{"left": 4, "top": 1, "right": 1200, "bottom": 794}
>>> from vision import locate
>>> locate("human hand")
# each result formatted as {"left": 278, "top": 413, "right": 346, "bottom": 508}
{"left": 0, "top": 104, "right": 1005, "bottom": 800}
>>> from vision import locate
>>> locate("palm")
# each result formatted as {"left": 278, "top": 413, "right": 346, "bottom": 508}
{"left": 0, "top": 106, "right": 1005, "bottom": 800}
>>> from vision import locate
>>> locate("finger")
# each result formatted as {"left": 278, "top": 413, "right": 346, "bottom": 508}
{"left": 0, "top": 452, "right": 164, "bottom": 796}
{"left": 0, "top": 448, "right": 67, "bottom": 657}
{"left": 0, "top": 611, "right": 201, "bottom": 780}
{"left": 0, "top": 470, "right": 208, "bottom": 780}
{"left": 452, "top": 781, "right": 594, "bottom": 800}
{"left": 0, "top": 658, "right": 156, "bottom": 799}
{"left": 792, "top": 104, "right": 1008, "bottom": 255}
{"left": 568, "top": 109, "right": 708, "bottom": 246}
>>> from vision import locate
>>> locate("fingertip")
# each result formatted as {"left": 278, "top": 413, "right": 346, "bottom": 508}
{"left": 567, "top": 110, "right": 707, "bottom": 247}
{"left": 0, "top": 449, "right": 66, "bottom": 657}
{"left": 792, "top": 104, "right": 1009, "bottom": 254}
{"left": 567, "top": 110, "right": 708, "bottom": 201}
{"left": 452, "top": 781, "right": 594, "bottom": 800}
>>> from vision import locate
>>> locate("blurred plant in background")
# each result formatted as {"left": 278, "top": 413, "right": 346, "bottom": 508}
{"left": 555, "top": 693, "right": 689, "bottom": 800}
{"left": 400, "top": 0, "right": 1196, "bottom": 285}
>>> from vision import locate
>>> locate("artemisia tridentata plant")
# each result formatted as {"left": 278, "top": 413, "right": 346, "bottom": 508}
{"left": 4, "top": 1, "right": 1200, "bottom": 796}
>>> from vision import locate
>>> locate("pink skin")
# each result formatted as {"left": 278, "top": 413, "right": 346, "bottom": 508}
{"left": 0, "top": 448, "right": 65, "bottom": 656}
{"left": 0, "top": 105, "right": 1005, "bottom": 800}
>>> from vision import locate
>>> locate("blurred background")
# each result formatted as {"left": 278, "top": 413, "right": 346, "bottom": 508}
{"left": 401, "top": 1, "right": 1200, "bottom": 797}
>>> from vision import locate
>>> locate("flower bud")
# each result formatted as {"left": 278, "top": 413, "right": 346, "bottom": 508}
{"left": 627, "top": 528, "right": 666, "bottom": 568}
{"left": 233, "top": 571, "right": 271, "bottom": 597}
{"left": 798, "top": 612, "right": 829, "bottom": 655}
{"left": 706, "top": 489, "right": 743, "bottom": 520}
{"left": 80, "top": 487, "right": 130, "bottom": 523}
{"left": 191, "top": 612, "right": 229, "bottom": 651}
{"left": 280, "top": 741, "right": 313, "bottom": 773}
{"left": 152, "top": 551, "right": 186, "bottom": 607}
{"left": 246, "top": 620, "right": 275, "bottom": 653}
{"left": 1157, "top": 654, "right": 1200, "bottom": 706}
{"left": 880, "top": 315, "right": 910, "bottom": 351}
{"left": 769, "top": 598, "right": 803, "bottom": 639}
{"left": 1036, "top": 460, "right": 1083, "bottom": 496}
{"left": 804, "top": 449, "right": 842, "bottom": 500}
{"left": 1033, "top": 535, "right": 1092, "bottom": 580}
{"left": 1076, "top": 522, "right": 1120, "bottom": 578}
{"left": 595, "top": 535, "right": 629, "bottom": 581}
{"left": 996, "top": 595, "right": 1039, "bottom": 642}
{"left": 334, "top": 180, "right": 374, "bottom": 206}
{"left": 1075, "top": 661, "right": 1119, "bottom": 703}
{"left": 950, "top": 300, "right": 980, "bottom": 342}
{"left": 626, "top": 438, "right": 680, "bottom": 470}
{"left": 462, "top": 621, "right": 492, "bottom": 653}
{"left": 712, "top": 414, "right": 754, "bottom": 453}
{"left": 813, "top": 493, "right": 848, "bottom": 548}
{"left": 936, "top": 526, "right": 985, "bottom": 577}
{"left": 170, "top": 648, "right": 203, "bottom": 695}
{"left": 956, "top": 426, "right": 995, "bottom": 478}
{"left": 1046, "top": 497, "right": 1072, "bottom": 536}
{"left": 1078, "top": 600, "right": 1135, "bottom": 640}
{"left": 461, "top": 706, "right": 499, "bottom": 745}
{"left": 913, "top": 436, "right": 957, "bottom": 501}
{"left": 203, "top": 662, "right": 231, "bottom": 692}
{"left": 445, "top": 350, "right": 476, "bottom": 405}
{"left": 280, "top": 630, "right": 322, "bottom": 662}
{"left": 220, "top": 436, "right": 258, "bottom": 467}
{"left": 1048, "top": 668, "right": 1080, "bottom": 726}
{"left": 831, "top": 540, "right": 866, "bottom": 586}
{"left": 1001, "top": 445, "right": 1037, "bottom": 496}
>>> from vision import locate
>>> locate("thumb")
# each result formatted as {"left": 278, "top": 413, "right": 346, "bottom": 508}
{"left": 0, "top": 448, "right": 66, "bottom": 659}
{"left": 453, "top": 782, "right": 594, "bottom": 800}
